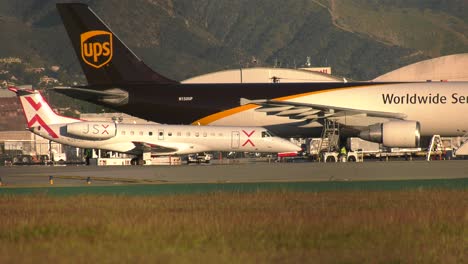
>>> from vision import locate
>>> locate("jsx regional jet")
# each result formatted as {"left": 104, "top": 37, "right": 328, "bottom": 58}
{"left": 9, "top": 87, "right": 300, "bottom": 164}
{"left": 54, "top": 3, "right": 468, "bottom": 147}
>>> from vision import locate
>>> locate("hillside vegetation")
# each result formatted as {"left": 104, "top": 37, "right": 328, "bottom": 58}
{"left": 0, "top": 0, "right": 466, "bottom": 81}
{"left": 327, "top": 0, "right": 468, "bottom": 57}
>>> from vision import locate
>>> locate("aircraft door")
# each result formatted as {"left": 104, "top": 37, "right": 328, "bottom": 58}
{"left": 231, "top": 131, "right": 240, "bottom": 149}
{"left": 158, "top": 129, "right": 164, "bottom": 140}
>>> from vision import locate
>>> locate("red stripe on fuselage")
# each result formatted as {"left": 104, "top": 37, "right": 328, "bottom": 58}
{"left": 242, "top": 139, "right": 255, "bottom": 147}
{"left": 241, "top": 130, "right": 256, "bottom": 147}
{"left": 242, "top": 130, "right": 255, "bottom": 137}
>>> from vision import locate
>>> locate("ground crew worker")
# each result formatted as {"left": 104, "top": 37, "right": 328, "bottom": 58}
{"left": 84, "top": 148, "right": 92, "bottom": 165}
{"left": 340, "top": 146, "right": 347, "bottom": 162}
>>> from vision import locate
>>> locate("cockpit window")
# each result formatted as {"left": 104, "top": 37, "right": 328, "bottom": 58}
{"left": 262, "top": 131, "right": 274, "bottom": 138}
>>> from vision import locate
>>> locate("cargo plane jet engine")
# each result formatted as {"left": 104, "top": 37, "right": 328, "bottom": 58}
{"left": 66, "top": 122, "right": 116, "bottom": 139}
{"left": 359, "top": 121, "right": 421, "bottom": 148}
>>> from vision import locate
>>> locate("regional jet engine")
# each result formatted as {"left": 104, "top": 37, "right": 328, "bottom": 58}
{"left": 67, "top": 122, "right": 116, "bottom": 139}
{"left": 359, "top": 121, "right": 420, "bottom": 148}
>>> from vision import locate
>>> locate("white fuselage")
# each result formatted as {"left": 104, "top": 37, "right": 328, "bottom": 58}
{"left": 31, "top": 123, "right": 299, "bottom": 155}
{"left": 205, "top": 82, "right": 468, "bottom": 137}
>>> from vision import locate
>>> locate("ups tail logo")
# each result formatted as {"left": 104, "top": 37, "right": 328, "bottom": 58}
{"left": 80, "top": 30, "right": 113, "bottom": 68}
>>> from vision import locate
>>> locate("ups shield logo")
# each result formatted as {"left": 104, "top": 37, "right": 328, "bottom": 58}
{"left": 81, "top": 30, "right": 113, "bottom": 68}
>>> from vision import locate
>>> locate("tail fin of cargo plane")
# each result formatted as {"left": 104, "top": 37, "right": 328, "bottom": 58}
{"left": 56, "top": 3, "right": 177, "bottom": 87}
{"left": 9, "top": 87, "right": 81, "bottom": 134}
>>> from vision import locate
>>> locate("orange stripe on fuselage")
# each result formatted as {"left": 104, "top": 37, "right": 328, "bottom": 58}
{"left": 193, "top": 104, "right": 257, "bottom": 125}
{"left": 193, "top": 85, "right": 367, "bottom": 125}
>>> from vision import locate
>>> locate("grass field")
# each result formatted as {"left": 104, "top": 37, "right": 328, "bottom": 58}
{"left": 0, "top": 190, "right": 466, "bottom": 263}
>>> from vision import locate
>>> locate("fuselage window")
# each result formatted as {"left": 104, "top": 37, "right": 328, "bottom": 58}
{"left": 210, "top": 133, "right": 215, "bottom": 136}
{"left": 139, "top": 131, "right": 143, "bottom": 136}
{"left": 168, "top": 132, "right": 172, "bottom": 136}
{"left": 203, "top": 132, "right": 207, "bottom": 137}
{"left": 121, "top": 131, "right": 126, "bottom": 135}
{"left": 159, "top": 131, "right": 163, "bottom": 137}
{"left": 177, "top": 132, "right": 181, "bottom": 137}
{"left": 186, "top": 132, "right": 191, "bottom": 137}
{"left": 195, "top": 132, "right": 199, "bottom": 137}
{"left": 218, "top": 133, "right": 223, "bottom": 137}
{"left": 149, "top": 132, "right": 153, "bottom": 136}
{"left": 130, "top": 131, "right": 134, "bottom": 136}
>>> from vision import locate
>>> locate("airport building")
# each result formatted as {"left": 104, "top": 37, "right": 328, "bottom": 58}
{"left": 373, "top": 53, "right": 468, "bottom": 82}
{"left": 182, "top": 67, "right": 340, "bottom": 83}
{"left": 0, "top": 89, "right": 25, "bottom": 131}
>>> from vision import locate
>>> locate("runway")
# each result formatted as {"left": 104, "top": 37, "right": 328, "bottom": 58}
{"left": 1, "top": 160, "right": 467, "bottom": 186}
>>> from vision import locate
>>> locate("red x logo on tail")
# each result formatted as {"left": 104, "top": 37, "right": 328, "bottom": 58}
{"left": 24, "top": 96, "right": 58, "bottom": 138}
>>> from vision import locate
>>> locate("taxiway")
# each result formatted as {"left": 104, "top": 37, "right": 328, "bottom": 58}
{"left": 0, "top": 160, "right": 467, "bottom": 186}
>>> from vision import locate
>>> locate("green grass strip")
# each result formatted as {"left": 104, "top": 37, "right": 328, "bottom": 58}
{"left": 0, "top": 178, "right": 467, "bottom": 196}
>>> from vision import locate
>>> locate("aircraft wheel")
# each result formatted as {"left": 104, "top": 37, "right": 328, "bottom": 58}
{"left": 22, "top": 156, "right": 31, "bottom": 163}
{"left": 326, "top": 156, "right": 336, "bottom": 163}
{"left": 131, "top": 158, "right": 139, "bottom": 165}
{"left": 348, "top": 156, "right": 356, "bottom": 162}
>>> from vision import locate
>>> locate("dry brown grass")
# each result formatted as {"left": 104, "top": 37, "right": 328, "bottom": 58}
{"left": 0, "top": 190, "right": 466, "bottom": 263}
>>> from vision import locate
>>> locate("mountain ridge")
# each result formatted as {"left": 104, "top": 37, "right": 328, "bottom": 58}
{"left": 0, "top": 0, "right": 466, "bottom": 82}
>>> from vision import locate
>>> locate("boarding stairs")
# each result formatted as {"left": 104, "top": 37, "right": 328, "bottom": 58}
{"left": 318, "top": 119, "right": 340, "bottom": 161}
{"left": 426, "top": 135, "right": 443, "bottom": 161}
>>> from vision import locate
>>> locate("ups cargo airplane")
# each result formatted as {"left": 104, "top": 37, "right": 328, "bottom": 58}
{"left": 54, "top": 3, "right": 468, "bottom": 148}
{"left": 9, "top": 87, "right": 300, "bottom": 163}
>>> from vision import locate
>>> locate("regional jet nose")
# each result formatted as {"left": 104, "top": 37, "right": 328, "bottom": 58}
{"left": 292, "top": 144, "right": 302, "bottom": 152}
{"left": 280, "top": 138, "right": 302, "bottom": 152}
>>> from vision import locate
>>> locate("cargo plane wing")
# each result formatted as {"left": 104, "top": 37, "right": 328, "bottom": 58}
{"left": 240, "top": 98, "right": 407, "bottom": 122}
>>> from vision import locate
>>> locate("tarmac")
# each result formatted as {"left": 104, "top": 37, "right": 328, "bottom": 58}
{"left": 1, "top": 160, "right": 467, "bottom": 186}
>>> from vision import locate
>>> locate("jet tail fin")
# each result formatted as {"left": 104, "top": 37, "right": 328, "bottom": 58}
{"left": 8, "top": 87, "right": 81, "bottom": 129}
{"left": 56, "top": 3, "right": 177, "bottom": 87}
